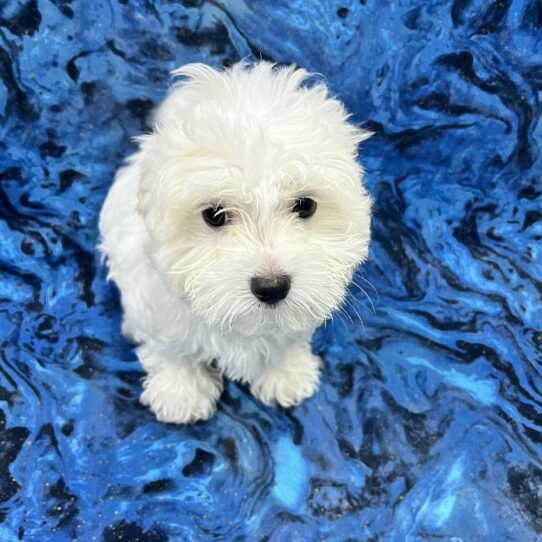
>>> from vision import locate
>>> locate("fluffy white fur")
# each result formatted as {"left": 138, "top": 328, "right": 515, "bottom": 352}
{"left": 98, "top": 62, "right": 372, "bottom": 424}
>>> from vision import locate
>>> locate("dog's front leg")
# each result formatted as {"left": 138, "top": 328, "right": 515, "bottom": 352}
{"left": 138, "top": 344, "right": 223, "bottom": 424}
{"left": 250, "top": 343, "right": 321, "bottom": 408}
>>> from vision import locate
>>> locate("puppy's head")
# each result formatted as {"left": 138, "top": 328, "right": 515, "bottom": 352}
{"left": 137, "top": 62, "right": 372, "bottom": 337}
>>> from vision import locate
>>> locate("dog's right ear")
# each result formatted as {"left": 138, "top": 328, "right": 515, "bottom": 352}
{"left": 135, "top": 156, "right": 166, "bottom": 241}
{"left": 133, "top": 142, "right": 175, "bottom": 244}
{"left": 132, "top": 140, "right": 153, "bottom": 219}
{"left": 134, "top": 64, "right": 223, "bottom": 222}
{"left": 137, "top": 183, "right": 151, "bottom": 218}
{"left": 133, "top": 64, "right": 223, "bottom": 222}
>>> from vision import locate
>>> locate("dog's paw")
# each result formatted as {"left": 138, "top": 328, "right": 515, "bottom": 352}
{"left": 250, "top": 346, "right": 321, "bottom": 408}
{"left": 140, "top": 363, "right": 223, "bottom": 424}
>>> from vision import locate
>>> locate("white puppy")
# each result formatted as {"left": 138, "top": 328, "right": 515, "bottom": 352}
{"left": 99, "top": 62, "right": 372, "bottom": 424}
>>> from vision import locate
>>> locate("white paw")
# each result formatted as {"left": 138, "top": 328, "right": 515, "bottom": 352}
{"left": 140, "top": 363, "right": 223, "bottom": 424}
{"left": 250, "top": 346, "right": 321, "bottom": 408}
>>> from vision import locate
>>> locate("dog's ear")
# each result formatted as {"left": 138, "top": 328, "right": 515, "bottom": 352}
{"left": 133, "top": 141, "right": 178, "bottom": 243}
{"left": 137, "top": 184, "right": 151, "bottom": 218}
{"left": 130, "top": 145, "right": 155, "bottom": 224}
{"left": 133, "top": 64, "right": 223, "bottom": 222}
{"left": 135, "top": 159, "right": 166, "bottom": 242}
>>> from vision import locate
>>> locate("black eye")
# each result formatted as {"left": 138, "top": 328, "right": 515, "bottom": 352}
{"left": 293, "top": 197, "right": 317, "bottom": 219}
{"left": 202, "top": 206, "right": 228, "bottom": 228}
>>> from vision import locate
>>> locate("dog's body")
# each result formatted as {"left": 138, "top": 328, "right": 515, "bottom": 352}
{"left": 99, "top": 62, "right": 372, "bottom": 423}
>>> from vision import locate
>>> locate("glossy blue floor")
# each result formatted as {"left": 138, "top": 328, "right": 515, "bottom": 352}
{"left": 1, "top": 1, "right": 541, "bottom": 540}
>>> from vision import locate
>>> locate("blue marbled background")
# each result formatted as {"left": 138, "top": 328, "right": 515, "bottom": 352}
{"left": 1, "top": 0, "right": 541, "bottom": 540}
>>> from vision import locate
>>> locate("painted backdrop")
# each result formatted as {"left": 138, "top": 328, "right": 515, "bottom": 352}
{"left": 1, "top": 0, "right": 541, "bottom": 540}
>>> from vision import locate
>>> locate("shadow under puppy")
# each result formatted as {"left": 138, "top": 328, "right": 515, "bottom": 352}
{"left": 99, "top": 62, "right": 372, "bottom": 423}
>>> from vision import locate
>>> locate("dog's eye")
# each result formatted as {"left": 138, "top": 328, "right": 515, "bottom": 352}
{"left": 202, "top": 206, "right": 228, "bottom": 228}
{"left": 292, "top": 197, "right": 317, "bottom": 219}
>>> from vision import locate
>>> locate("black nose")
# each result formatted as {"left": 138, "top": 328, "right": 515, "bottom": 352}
{"left": 250, "top": 275, "right": 291, "bottom": 305}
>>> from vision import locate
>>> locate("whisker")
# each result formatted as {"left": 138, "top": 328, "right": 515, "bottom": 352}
{"left": 350, "top": 280, "right": 377, "bottom": 314}
{"left": 342, "top": 295, "right": 365, "bottom": 328}
{"left": 356, "top": 275, "right": 379, "bottom": 303}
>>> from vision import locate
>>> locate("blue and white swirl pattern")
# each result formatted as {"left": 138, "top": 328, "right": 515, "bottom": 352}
{"left": 0, "top": 0, "right": 541, "bottom": 540}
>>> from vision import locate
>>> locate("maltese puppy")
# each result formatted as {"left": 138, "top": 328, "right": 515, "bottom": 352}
{"left": 99, "top": 62, "right": 372, "bottom": 424}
